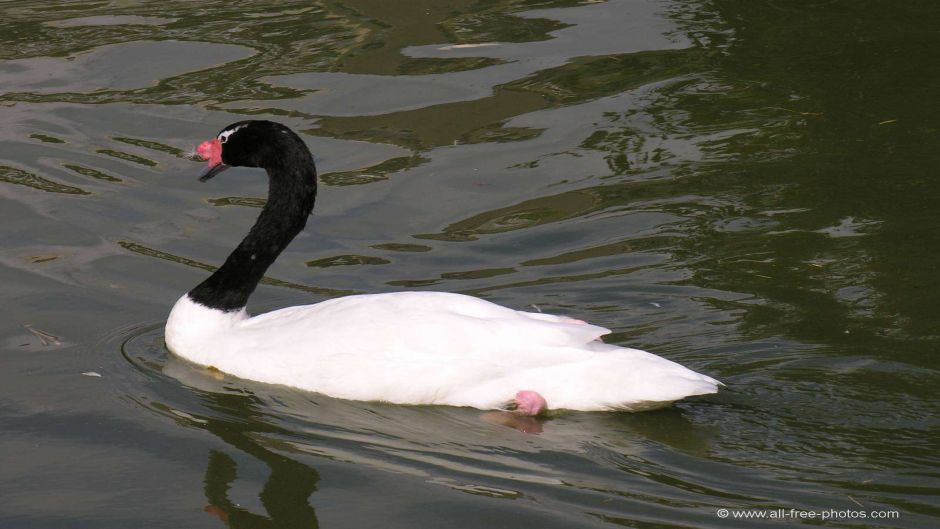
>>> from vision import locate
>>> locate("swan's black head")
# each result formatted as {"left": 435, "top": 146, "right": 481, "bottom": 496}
{"left": 196, "top": 120, "right": 315, "bottom": 182}
{"left": 188, "top": 121, "right": 318, "bottom": 313}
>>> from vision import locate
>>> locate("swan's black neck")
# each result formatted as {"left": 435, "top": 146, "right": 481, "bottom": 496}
{"left": 188, "top": 152, "right": 317, "bottom": 312}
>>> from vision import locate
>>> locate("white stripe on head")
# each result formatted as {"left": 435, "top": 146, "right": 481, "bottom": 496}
{"left": 218, "top": 124, "right": 248, "bottom": 144}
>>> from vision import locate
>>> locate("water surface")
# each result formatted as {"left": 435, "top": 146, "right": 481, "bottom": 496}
{"left": 2, "top": 1, "right": 938, "bottom": 527}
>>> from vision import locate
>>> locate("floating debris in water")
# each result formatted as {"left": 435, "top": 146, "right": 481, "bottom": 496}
{"left": 23, "top": 325, "right": 62, "bottom": 346}
{"left": 169, "top": 408, "right": 208, "bottom": 424}
{"left": 81, "top": 371, "right": 102, "bottom": 377}
{"left": 815, "top": 216, "right": 880, "bottom": 238}
{"left": 437, "top": 43, "right": 499, "bottom": 50}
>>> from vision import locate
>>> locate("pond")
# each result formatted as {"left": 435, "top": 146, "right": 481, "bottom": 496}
{"left": 1, "top": 1, "right": 938, "bottom": 527}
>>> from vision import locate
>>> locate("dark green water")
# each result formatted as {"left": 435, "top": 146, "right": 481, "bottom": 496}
{"left": 2, "top": 1, "right": 938, "bottom": 527}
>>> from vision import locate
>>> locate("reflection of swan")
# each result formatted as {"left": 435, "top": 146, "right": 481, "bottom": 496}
{"left": 198, "top": 391, "right": 319, "bottom": 528}
{"left": 166, "top": 120, "right": 720, "bottom": 415}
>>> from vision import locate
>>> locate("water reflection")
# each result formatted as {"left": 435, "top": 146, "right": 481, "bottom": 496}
{"left": 308, "top": 47, "right": 701, "bottom": 150}
{"left": 199, "top": 393, "right": 320, "bottom": 529}
{"left": 64, "top": 163, "right": 122, "bottom": 182}
{"left": 653, "top": 0, "right": 940, "bottom": 365}
{"left": 0, "top": 164, "right": 89, "bottom": 195}
{"left": 1, "top": 40, "right": 253, "bottom": 94}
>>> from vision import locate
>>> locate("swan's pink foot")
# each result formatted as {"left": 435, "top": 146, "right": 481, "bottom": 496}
{"left": 513, "top": 390, "right": 547, "bottom": 416}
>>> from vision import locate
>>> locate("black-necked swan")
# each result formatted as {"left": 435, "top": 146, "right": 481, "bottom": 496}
{"left": 165, "top": 120, "right": 720, "bottom": 415}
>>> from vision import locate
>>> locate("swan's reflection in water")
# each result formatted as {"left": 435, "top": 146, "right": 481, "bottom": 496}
{"left": 198, "top": 392, "right": 319, "bottom": 528}
{"left": 119, "top": 327, "right": 322, "bottom": 528}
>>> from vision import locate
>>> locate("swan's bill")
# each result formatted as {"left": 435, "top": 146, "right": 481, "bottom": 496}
{"left": 199, "top": 163, "right": 230, "bottom": 182}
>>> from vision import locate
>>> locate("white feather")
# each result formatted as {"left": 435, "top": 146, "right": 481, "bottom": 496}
{"left": 165, "top": 291, "right": 720, "bottom": 412}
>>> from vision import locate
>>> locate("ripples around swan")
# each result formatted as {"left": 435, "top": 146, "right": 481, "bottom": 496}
{"left": 116, "top": 322, "right": 733, "bottom": 527}
{"left": 111, "top": 319, "right": 939, "bottom": 528}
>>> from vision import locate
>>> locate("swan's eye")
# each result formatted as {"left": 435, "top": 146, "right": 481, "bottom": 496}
{"left": 218, "top": 124, "right": 247, "bottom": 144}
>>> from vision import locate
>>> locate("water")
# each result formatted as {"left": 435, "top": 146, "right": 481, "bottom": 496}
{"left": 2, "top": 1, "right": 938, "bottom": 527}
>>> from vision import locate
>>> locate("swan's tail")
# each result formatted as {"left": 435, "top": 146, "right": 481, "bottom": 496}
{"left": 453, "top": 343, "right": 721, "bottom": 412}
{"left": 531, "top": 348, "right": 720, "bottom": 412}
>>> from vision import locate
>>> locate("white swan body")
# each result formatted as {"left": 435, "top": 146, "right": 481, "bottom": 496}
{"left": 166, "top": 121, "right": 720, "bottom": 414}
{"left": 166, "top": 291, "right": 719, "bottom": 411}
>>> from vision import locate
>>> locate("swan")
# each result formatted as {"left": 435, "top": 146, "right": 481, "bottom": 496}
{"left": 165, "top": 120, "right": 720, "bottom": 415}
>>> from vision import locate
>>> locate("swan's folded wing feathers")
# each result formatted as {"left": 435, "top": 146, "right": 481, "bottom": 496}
{"left": 242, "top": 292, "right": 610, "bottom": 358}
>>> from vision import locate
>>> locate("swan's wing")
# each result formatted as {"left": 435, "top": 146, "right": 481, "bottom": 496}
{"left": 203, "top": 292, "right": 717, "bottom": 410}
{"left": 242, "top": 291, "right": 611, "bottom": 357}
